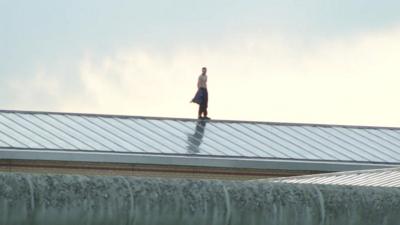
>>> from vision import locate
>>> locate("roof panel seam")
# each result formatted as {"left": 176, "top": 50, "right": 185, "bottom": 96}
{"left": 34, "top": 114, "right": 95, "bottom": 150}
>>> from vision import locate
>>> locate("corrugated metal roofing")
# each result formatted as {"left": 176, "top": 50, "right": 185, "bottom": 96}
{"left": 0, "top": 110, "right": 400, "bottom": 171}
{"left": 268, "top": 167, "right": 400, "bottom": 187}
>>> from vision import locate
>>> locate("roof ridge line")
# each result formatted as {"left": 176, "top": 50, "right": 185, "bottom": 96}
{"left": 0, "top": 109, "right": 398, "bottom": 130}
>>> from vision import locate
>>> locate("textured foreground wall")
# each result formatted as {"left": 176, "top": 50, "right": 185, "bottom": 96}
{"left": 0, "top": 172, "right": 399, "bottom": 225}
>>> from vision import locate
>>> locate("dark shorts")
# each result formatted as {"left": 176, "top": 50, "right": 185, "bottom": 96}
{"left": 192, "top": 88, "right": 208, "bottom": 107}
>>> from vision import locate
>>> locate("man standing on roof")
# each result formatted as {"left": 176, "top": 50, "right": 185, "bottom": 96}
{"left": 191, "top": 67, "right": 210, "bottom": 120}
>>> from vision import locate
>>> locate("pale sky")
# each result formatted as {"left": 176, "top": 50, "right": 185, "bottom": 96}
{"left": 1, "top": 0, "right": 400, "bottom": 126}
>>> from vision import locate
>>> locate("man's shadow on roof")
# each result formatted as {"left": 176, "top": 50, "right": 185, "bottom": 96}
{"left": 187, "top": 120, "right": 207, "bottom": 154}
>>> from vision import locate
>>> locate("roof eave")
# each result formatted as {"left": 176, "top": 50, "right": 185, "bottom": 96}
{"left": 0, "top": 149, "right": 397, "bottom": 172}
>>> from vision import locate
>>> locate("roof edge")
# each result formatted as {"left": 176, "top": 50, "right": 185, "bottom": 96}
{"left": 0, "top": 149, "right": 397, "bottom": 172}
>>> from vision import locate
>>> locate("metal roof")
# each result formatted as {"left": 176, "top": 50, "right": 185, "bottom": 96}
{"left": 268, "top": 167, "right": 400, "bottom": 187}
{"left": 0, "top": 109, "right": 400, "bottom": 171}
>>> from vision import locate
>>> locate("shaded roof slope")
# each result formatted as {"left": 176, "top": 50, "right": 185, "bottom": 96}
{"left": 0, "top": 110, "right": 400, "bottom": 171}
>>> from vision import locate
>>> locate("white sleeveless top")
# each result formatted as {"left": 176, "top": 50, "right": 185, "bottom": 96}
{"left": 198, "top": 74, "right": 207, "bottom": 89}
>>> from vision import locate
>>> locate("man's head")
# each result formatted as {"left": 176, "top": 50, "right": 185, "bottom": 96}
{"left": 202, "top": 67, "right": 207, "bottom": 75}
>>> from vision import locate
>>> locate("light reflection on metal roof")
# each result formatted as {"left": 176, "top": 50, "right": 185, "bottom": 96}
{"left": 268, "top": 167, "right": 400, "bottom": 187}
{"left": 0, "top": 110, "right": 400, "bottom": 169}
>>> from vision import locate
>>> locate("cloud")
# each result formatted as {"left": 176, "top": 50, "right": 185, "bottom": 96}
{"left": 2, "top": 65, "right": 92, "bottom": 113}
{"left": 4, "top": 26, "right": 400, "bottom": 126}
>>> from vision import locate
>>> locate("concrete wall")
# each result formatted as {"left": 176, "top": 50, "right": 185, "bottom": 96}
{"left": 0, "top": 172, "right": 400, "bottom": 225}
